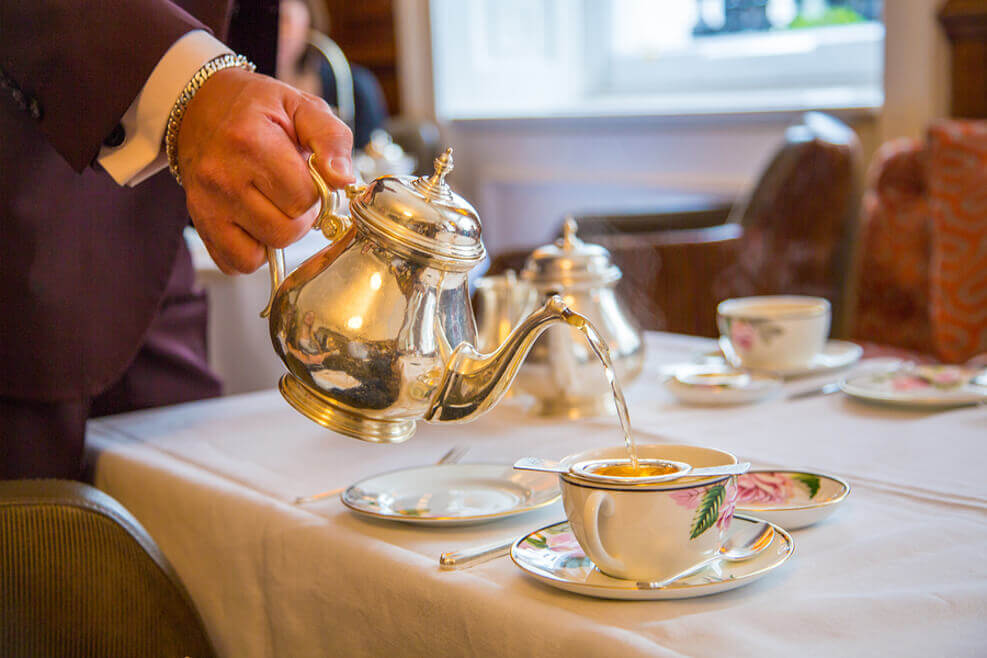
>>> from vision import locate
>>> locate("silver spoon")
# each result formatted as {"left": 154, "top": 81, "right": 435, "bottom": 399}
{"left": 513, "top": 457, "right": 751, "bottom": 483}
{"left": 639, "top": 520, "right": 775, "bottom": 588}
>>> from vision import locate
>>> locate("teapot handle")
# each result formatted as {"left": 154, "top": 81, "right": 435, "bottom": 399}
{"left": 260, "top": 154, "right": 352, "bottom": 318}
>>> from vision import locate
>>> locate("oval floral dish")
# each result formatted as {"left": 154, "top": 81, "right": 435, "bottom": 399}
{"left": 734, "top": 470, "right": 849, "bottom": 530}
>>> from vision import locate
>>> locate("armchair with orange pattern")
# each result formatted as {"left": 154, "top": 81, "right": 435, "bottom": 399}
{"left": 851, "top": 119, "right": 987, "bottom": 364}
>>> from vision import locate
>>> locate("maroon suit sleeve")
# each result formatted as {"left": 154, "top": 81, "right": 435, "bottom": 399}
{"left": 0, "top": 1, "right": 212, "bottom": 172}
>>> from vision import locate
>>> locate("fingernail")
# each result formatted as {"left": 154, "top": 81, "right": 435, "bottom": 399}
{"left": 329, "top": 157, "right": 353, "bottom": 179}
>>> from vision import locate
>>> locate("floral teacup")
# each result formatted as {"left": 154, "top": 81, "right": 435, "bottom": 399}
{"left": 717, "top": 295, "right": 830, "bottom": 371}
{"left": 558, "top": 444, "right": 739, "bottom": 582}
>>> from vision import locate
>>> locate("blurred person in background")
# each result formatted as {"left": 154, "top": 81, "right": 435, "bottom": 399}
{"left": 276, "top": 0, "right": 389, "bottom": 149}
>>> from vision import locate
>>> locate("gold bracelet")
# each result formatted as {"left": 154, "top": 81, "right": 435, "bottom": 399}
{"left": 164, "top": 53, "right": 256, "bottom": 186}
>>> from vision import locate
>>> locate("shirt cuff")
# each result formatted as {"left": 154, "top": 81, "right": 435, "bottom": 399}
{"left": 98, "top": 30, "right": 232, "bottom": 187}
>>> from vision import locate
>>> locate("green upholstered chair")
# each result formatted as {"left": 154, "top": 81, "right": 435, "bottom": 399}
{"left": 0, "top": 479, "right": 215, "bottom": 658}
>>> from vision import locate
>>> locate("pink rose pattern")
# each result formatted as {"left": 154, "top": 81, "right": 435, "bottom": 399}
{"left": 717, "top": 479, "right": 738, "bottom": 530}
{"left": 890, "top": 374, "right": 929, "bottom": 392}
{"left": 670, "top": 479, "right": 739, "bottom": 536}
{"left": 730, "top": 320, "right": 757, "bottom": 352}
{"left": 878, "top": 366, "right": 974, "bottom": 392}
{"left": 547, "top": 531, "right": 582, "bottom": 554}
{"left": 669, "top": 487, "right": 703, "bottom": 508}
{"left": 736, "top": 472, "right": 795, "bottom": 505}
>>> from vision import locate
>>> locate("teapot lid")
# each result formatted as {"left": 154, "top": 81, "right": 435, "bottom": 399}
{"left": 349, "top": 148, "right": 485, "bottom": 271}
{"left": 521, "top": 218, "right": 621, "bottom": 288}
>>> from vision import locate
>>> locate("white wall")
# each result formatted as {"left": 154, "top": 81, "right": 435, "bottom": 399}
{"left": 393, "top": 0, "right": 950, "bottom": 255}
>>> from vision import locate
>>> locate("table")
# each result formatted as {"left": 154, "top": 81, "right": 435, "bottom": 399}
{"left": 87, "top": 332, "right": 987, "bottom": 657}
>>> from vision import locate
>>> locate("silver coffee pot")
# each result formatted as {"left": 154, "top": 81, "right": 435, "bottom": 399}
{"left": 514, "top": 219, "right": 644, "bottom": 417}
{"left": 260, "top": 149, "right": 587, "bottom": 443}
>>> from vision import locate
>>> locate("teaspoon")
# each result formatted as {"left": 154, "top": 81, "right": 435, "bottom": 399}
{"left": 640, "top": 520, "right": 775, "bottom": 588}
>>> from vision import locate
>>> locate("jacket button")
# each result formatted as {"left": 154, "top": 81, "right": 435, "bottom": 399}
{"left": 28, "top": 97, "right": 42, "bottom": 120}
{"left": 103, "top": 123, "right": 125, "bottom": 147}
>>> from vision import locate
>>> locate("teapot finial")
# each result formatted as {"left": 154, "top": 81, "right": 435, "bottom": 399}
{"left": 414, "top": 147, "right": 455, "bottom": 200}
{"left": 561, "top": 216, "right": 580, "bottom": 250}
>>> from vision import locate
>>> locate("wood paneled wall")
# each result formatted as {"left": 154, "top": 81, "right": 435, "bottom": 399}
{"left": 320, "top": 0, "right": 401, "bottom": 115}
{"left": 939, "top": 0, "right": 987, "bottom": 118}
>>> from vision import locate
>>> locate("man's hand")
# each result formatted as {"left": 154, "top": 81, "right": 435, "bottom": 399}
{"left": 177, "top": 68, "right": 354, "bottom": 274}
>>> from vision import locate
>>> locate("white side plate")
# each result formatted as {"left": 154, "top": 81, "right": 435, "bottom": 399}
{"left": 841, "top": 366, "right": 987, "bottom": 409}
{"left": 342, "top": 463, "right": 560, "bottom": 526}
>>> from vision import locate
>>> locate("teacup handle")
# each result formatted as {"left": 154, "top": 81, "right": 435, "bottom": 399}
{"left": 583, "top": 490, "right": 626, "bottom": 576}
{"left": 260, "top": 154, "right": 352, "bottom": 318}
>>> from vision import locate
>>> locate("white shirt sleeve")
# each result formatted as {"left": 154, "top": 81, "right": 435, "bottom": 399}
{"left": 97, "top": 30, "right": 232, "bottom": 187}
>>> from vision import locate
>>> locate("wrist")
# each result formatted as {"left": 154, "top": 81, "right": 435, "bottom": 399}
{"left": 164, "top": 53, "right": 256, "bottom": 186}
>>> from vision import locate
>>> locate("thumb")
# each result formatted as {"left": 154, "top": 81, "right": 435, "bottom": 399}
{"left": 293, "top": 95, "right": 355, "bottom": 188}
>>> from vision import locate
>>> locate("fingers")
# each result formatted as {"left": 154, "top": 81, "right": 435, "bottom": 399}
{"left": 190, "top": 186, "right": 319, "bottom": 274}
{"left": 177, "top": 71, "right": 355, "bottom": 275}
{"left": 248, "top": 123, "right": 320, "bottom": 220}
{"left": 241, "top": 185, "right": 320, "bottom": 248}
{"left": 197, "top": 218, "right": 265, "bottom": 274}
{"left": 292, "top": 94, "right": 355, "bottom": 188}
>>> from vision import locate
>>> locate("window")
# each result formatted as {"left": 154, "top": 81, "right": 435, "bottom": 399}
{"left": 430, "top": 0, "right": 884, "bottom": 120}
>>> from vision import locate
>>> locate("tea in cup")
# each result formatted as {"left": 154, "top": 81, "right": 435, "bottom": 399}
{"left": 717, "top": 295, "right": 830, "bottom": 371}
{"left": 558, "top": 444, "right": 739, "bottom": 582}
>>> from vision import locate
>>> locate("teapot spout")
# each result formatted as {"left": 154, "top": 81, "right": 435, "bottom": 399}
{"left": 425, "top": 294, "right": 579, "bottom": 423}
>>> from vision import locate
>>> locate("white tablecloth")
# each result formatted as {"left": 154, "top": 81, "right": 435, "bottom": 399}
{"left": 88, "top": 333, "right": 987, "bottom": 657}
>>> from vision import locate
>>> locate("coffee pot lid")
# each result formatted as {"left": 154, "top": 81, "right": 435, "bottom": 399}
{"left": 521, "top": 218, "right": 621, "bottom": 288}
{"left": 349, "top": 148, "right": 485, "bottom": 270}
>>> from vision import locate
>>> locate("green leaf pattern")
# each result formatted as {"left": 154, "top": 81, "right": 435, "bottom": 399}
{"left": 526, "top": 533, "right": 548, "bottom": 549}
{"left": 690, "top": 485, "right": 726, "bottom": 539}
{"left": 790, "top": 473, "right": 820, "bottom": 499}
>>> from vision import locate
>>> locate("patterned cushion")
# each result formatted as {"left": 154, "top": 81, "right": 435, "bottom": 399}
{"left": 927, "top": 120, "right": 987, "bottom": 363}
{"left": 852, "top": 138, "right": 934, "bottom": 353}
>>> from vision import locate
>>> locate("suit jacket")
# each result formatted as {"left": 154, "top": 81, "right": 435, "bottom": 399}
{"left": 0, "top": 0, "right": 276, "bottom": 401}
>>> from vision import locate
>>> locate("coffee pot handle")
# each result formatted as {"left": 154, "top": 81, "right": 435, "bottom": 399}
{"left": 260, "top": 154, "right": 352, "bottom": 318}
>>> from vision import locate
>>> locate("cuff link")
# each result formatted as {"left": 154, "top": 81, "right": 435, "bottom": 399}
{"left": 103, "top": 123, "right": 125, "bottom": 148}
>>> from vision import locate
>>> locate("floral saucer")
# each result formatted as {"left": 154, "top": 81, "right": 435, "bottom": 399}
{"left": 716, "top": 338, "right": 863, "bottom": 378}
{"left": 510, "top": 515, "right": 793, "bottom": 600}
{"left": 840, "top": 365, "right": 987, "bottom": 409}
{"left": 664, "top": 364, "right": 782, "bottom": 405}
{"left": 735, "top": 470, "right": 849, "bottom": 530}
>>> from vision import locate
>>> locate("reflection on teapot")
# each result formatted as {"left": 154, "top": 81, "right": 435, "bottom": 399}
{"left": 261, "top": 149, "right": 590, "bottom": 443}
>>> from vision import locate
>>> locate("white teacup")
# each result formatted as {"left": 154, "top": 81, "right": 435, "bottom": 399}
{"left": 559, "top": 444, "right": 739, "bottom": 582}
{"left": 717, "top": 295, "right": 831, "bottom": 371}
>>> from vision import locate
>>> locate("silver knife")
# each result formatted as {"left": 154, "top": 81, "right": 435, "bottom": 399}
{"left": 439, "top": 538, "right": 516, "bottom": 569}
{"left": 787, "top": 382, "right": 841, "bottom": 400}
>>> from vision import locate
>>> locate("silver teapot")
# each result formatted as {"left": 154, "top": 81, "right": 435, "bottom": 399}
{"left": 260, "top": 149, "right": 585, "bottom": 443}
{"left": 514, "top": 219, "right": 644, "bottom": 417}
